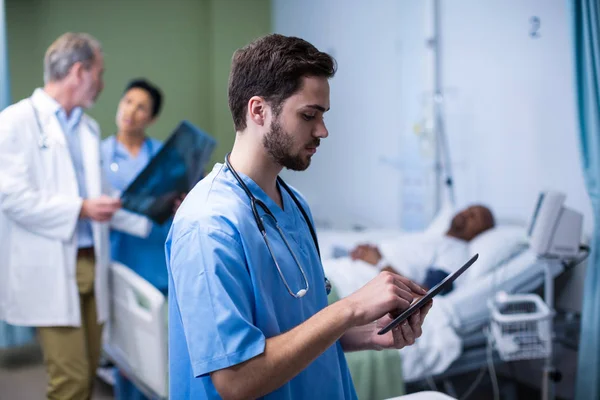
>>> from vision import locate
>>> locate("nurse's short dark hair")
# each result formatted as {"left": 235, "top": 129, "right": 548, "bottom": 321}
{"left": 228, "top": 34, "right": 337, "bottom": 132}
{"left": 124, "top": 78, "right": 164, "bottom": 118}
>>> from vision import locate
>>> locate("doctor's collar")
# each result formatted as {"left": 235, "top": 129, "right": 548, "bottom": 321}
{"left": 31, "top": 88, "right": 83, "bottom": 121}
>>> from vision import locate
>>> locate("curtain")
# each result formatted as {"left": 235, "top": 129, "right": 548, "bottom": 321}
{"left": 571, "top": 0, "right": 600, "bottom": 399}
{"left": 0, "top": 0, "right": 8, "bottom": 109}
{"left": 0, "top": 0, "right": 37, "bottom": 349}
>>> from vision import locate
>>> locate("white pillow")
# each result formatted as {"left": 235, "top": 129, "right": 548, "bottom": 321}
{"left": 464, "top": 225, "right": 529, "bottom": 282}
{"left": 424, "top": 203, "right": 456, "bottom": 235}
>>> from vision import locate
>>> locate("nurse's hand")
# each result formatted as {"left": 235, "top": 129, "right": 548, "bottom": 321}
{"left": 342, "top": 271, "right": 427, "bottom": 327}
{"left": 173, "top": 193, "right": 187, "bottom": 214}
{"left": 371, "top": 299, "right": 433, "bottom": 350}
{"left": 80, "top": 195, "right": 121, "bottom": 222}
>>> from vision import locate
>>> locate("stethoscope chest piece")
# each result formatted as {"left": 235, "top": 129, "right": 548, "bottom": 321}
{"left": 108, "top": 137, "right": 153, "bottom": 174}
{"left": 38, "top": 136, "right": 49, "bottom": 149}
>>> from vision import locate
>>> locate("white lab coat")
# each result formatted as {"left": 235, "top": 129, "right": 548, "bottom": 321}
{"left": 0, "top": 88, "right": 150, "bottom": 327}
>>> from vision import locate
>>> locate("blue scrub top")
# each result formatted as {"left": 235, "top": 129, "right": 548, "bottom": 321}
{"left": 101, "top": 135, "right": 171, "bottom": 294}
{"left": 166, "top": 163, "right": 357, "bottom": 400}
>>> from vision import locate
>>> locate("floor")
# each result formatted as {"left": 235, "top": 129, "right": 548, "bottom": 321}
{"left": 406, "top": 341, "right": 578, "bottom": 400}
{"left": 0, "top": 345, "right": 114, "bottom": 400}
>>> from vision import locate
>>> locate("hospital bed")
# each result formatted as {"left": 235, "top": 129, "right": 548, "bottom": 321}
{"left": 103, "top": 262, "right": 168, "bottom": 400}
{"left": 318, "top": 192, "right": 587, "bottom": 398}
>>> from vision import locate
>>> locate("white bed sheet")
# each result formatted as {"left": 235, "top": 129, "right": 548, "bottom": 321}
{"left": 316, "top": 202, "right": 456, "bottom": 261}
{"left": 317, "top": 228, "right": 412, "bottom": 260}
{"left": 402, "top": 250, "right": 564, "bottom": 382}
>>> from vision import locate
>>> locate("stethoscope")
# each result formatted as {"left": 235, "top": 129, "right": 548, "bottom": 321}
{"left": 29, "top": 98, "right": 97, "bottom": 149}
{"left": 30, "top": 99, "right": 51, "bottom": 149}
{"left": 225, "top": 153, "right": 329, "bottom": 299}
{"left": 109, "top": 136, "right": 154, "bottom": 173}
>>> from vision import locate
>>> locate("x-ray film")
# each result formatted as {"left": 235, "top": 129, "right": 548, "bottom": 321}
{"left": 120, "top": 120, "right": 217, "bottom": 224}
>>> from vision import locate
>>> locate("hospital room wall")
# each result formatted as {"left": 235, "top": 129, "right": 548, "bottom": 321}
{"left": 208, "top": 0, "right": 271, "bottom": 165}
{"left": 4, "top": 0, "right": 271, "bottom": 167}
{"left": 274, "top": 0, "right": 594, "bottom": 235}
{"left": 438, "top": 0, "right": 594, "bottom": 234}
{"left": 274, "top": 0, "right": 428, "bottom": 230}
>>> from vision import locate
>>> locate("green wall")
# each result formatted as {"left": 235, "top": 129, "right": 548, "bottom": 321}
{"left": 5, "top": 0, "right": 271, "bottom": 167}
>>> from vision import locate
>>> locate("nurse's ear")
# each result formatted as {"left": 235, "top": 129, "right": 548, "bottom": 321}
{"left": 247, "top": 96, "right": 268, "bottom": 127}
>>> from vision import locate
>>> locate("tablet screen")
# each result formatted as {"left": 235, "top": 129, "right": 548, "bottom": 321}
{"left": 377, "top": 253, "right": 479, "bottom": 335}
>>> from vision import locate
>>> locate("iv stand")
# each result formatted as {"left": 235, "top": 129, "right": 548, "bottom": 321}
{"left": 430, "top": 0, "right": 455, "bottom": 213}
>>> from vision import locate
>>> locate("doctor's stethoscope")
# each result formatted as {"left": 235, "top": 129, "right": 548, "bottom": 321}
{"left": 29, "top": 98, "right": 97, "bottom": 150}
{"left": 30, "top": 99, "right": 51, "bottom": 149}
{"left": 31, "top": 98, "right": 155, "bottom": 175}
{"left": 225, "top": 153, "right": 329, "bottom": 299}
{"left": 108, "top": 137, "right": 154, "bottom": 173}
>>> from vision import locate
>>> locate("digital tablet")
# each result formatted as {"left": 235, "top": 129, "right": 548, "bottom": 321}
{"left": 377, "top": 253, "right": 479, "bottom": 335}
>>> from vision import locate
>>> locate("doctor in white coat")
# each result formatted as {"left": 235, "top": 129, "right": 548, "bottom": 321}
{"left": 0, "top": 32, "right": 150, "bottom": 400}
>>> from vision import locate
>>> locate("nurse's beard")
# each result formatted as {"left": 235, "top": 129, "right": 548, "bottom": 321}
{"left": 263, "top": 118, "right": 311, "bottom": 171}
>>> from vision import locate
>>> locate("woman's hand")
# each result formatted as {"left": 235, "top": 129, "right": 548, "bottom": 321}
{"left": 173, "top": 193, "right": 187, "bottom": 214}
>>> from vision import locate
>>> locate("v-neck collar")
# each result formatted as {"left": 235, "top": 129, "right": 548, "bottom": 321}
{"left": 114, "top": 136, "right": 152, "bottom": 161}
{"left": 221, "top": 163, "right": 292, "bottom": 223}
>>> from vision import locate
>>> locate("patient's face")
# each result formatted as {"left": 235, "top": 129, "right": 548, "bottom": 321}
{"left": 449, "top": 205, "right": 494, "bottom": 241}
{"left": 263, "top": 76, "right": 330, "bottom": 171}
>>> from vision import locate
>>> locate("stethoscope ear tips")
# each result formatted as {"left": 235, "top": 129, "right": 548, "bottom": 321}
{"left": 296, "top": 289, "right": 307, "bottom": 298}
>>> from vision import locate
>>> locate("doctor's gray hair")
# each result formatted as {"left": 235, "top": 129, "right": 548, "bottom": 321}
{"left": 43, "top": 32, "right": 102, "bottom": 84}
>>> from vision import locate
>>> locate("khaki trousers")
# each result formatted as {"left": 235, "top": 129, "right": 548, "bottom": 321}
{"left": 37, "top": 252, "right": 104, "bottom": 400}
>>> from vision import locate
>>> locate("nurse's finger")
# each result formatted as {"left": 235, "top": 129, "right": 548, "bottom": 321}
{"left": 388, "top": 298, "right": 411, "bottom": 318}
{"left": 402, "top": 278, "right": 428, "bottom": 296}
{"left": 409, "top": 310, "right": 422, "bottom": 338}
{"left": 390, "top": 283, "right": 414, "bottom": 304}
{"left": 400, "top": 320, "right": 416, "bottom": 345}
{"left": 420, "top": 300, "right": 434, "bottom": 323}
{"left": 395, "top": 275, "right": 427, "bottom": 296}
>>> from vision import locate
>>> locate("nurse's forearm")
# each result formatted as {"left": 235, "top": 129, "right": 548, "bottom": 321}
{"left": 339, "top": 324, "right": 379, "bottom": 352}
{"left": 210, "top": 299, "right": 356, "bottom": 400}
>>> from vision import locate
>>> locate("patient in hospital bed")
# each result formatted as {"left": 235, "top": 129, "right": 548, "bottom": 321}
{"left": 324, "top": 205, "right": 495, "bottom": 299}
{"left": 353, "top": 205, "right": 494, "bottom": 290}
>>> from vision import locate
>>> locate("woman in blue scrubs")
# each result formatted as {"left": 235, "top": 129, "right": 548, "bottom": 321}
{"left": 101, "top": 79, "right": 178, "bottom": 400}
